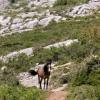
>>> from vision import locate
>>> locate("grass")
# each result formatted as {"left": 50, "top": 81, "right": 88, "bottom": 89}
{"left": 67, "top": 56, "right": 100, "bottom": 100}
{"left": 0, "top": 85, "right": 46, "bottom": 100}
{"left": 67, "top": 85, "right": 100, "bottom": 100}
{"left": 0, "top": 16, "right": 100, "bottom": 56}
{"left": 0, "top": 68, "right": 46, "bottom": 100}
{"left": 54, "top": 0, "right": 89, "bottom": 6}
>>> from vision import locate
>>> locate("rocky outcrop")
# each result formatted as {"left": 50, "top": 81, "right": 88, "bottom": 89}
{"left": 0, "top": 12, "right": 65, "bottom": 36}
{"left": 67, "top": 0, "right": 100, "bottom": 17}
{"left": 0, "top": 48, "right": 34, "bottom": 62}
{"left": 0, "top": 39, "right": 78, "bottom": 63}
{"left": 44, "top": 39, "right": 78, "bottom": 49}
{"left": 0, "top": 0, "right": 9, "bottom": 10}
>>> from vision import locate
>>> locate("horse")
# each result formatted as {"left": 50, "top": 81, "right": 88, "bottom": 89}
{"left": 29, "top": 59, "right": 52, "bottom": 89}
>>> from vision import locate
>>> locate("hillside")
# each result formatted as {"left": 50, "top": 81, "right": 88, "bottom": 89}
{"left": 0, "top": 0, "right": 100, "bottom": 100}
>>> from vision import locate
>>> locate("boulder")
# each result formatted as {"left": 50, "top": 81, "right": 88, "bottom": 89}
{"left": 39, "top": 15, "right": 54, "bottom": 26}
{"left": 25, "top": 18, "right": 38, "bottom": 28}
{"left": 0, "top": 16, "right": 11, "bottom": 27}
{"left": 44, "top": 39, "right": 79, "bottom": 49}
{"left": 10, "top": 23, "right": 23, "bottom": 30}
{"left": 67, "top": 0, "right": 100, "bottom": 17}
{"left": 0, "top": 48, "right": 33, "bottom": 62}
{"left": 13, "top": 18, "right": 23, "bottom": 24}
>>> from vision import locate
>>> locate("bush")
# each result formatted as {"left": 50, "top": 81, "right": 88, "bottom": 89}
{"left": 67, "top": 85, "right": 100, "bottom": 100}
{"left": 55, "top": 0, "right": 89, "bottom": 6}
{"left": 6, "top": 54, "right": 31, "bottom": 73}
{"left": 0, "top": 68, "right": 18, "bottom": 86}
{"left": 0, "top": 85, "right": 46, "bottom": 100}
{"left": 68, "top": 56, "right": 100, "bottom": 86}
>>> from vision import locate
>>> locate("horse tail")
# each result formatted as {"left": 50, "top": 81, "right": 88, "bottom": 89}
{"left": 29, "top": 70, "right": 37, "bottom": 76}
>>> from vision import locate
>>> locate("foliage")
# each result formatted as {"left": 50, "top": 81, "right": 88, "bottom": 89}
{"left": 0, "top": 17, "right": 100, "bottom": 56}
{"left": 0, "top": 85, "right": 46, "bottom": 100}
{"left": 55, "top": 0, "right": 89, "bottom": 6}
{"left": 67, "top": 57, "right": 100, "bottom": 100}
{"left": 68, "top": 57, "right": 100, "bottom": 86}
{"left": 5, "top": 54, "right": 32, "bottom": 73}
{"left": 67, "top": 85, "right": 100, "bottom": 100}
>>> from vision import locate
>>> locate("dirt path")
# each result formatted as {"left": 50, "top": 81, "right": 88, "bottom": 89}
{"left": 46, "top": 91, "right": 67, "bottom": 100}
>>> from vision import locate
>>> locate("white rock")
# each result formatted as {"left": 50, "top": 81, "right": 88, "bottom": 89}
{"left": 25, "top": 18, "right": 38, "bottom": 28}
{"left": 0, "top": 27, "right": 9, "bottom": 34}
{"left": 0, "top": 48, "right": 33, "bottom": 62}
{"left": 61, "top": 17, "right": 66, "bottom": 21}
{"left": 39, "top": 15, "right": 54, "bottom": 26}
{"left": 0, "top": 16, "right": 11, "bottom": 27}
{"left": 33, "top": 0, "right": 56, "bottom": 7}
{"left": 0, "top": 0, "right": 9, "bottom": 10}
{"left": 53, "top": 15, "right": 62, "bottom": 22}
{"left": 13, "top": 18, "right": 23, "bottom": 24}
{"left": 67, "top": 0, "right": 100, "bottom": 17}
{"left": 44, "top": 39, "right": 79, "bottom": 49}
{"left": 19, "top": 48, "right": 34, "bottom": 56}
{"left": 1, "top": 66, "right": 7, "bottom": 72}
{"left": 18, "top": 12, "right": 38, "bottom": 18}
{"left": 10, "top": 23, "right": 23, "bottom": 30}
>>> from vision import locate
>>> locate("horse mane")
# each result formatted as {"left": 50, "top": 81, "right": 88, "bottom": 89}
{"left": 43, "top": 63, "right": 49, "bottom": 73}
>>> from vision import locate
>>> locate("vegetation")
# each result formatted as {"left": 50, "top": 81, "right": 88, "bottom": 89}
{"left": 55, "top": 0, "right": 89, "bottom": 6}
{"left": 0, "top": 16, "right": 100, "bottom": 56}
{"left": 0, "top": 85, "right": 46, "bottom": 100}
{"left": 0, "top": 68, "right": 46, "bottom": 100}
{"left": 67, "top": 57, "right": 100, "bottom": 100}
{"left": 0, "top": 1, "right": 100, "bottom": 99}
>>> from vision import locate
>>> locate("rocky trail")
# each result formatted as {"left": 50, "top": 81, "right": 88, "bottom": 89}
{"left": 46, "top": 91, "right": 67, "bottom": 100}
{"left": 17, "top": 62, "right": 69, "bottom": 100}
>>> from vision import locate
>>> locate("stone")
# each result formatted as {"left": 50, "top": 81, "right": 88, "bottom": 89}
{"left": 25, "top": 18, "right": 38, "bottom": 28}
{"left": 67, "top": 0, "right": 100, "bottom": 17}
{"left": 0, "top": 27, "right": 9, "bottom": 34}
{"left": 18, "top": 12, "right": 38, "bottom": 18}
{"left": 13, "top": 18, "right": 23, "bottom": 24}
{"left": 44, "top": 39, "right": 79, "bottom": 49}
{"left": 0, "top": 47, "right": 33, "bottom": 62}
{"left": 39, "top": 15, "right": 54, "bottom": 26}
{"left": 10, "top": 23, "right": 23, "bottom": 30}
{"left": 0, "top": 0, "right": 9, "bottom": 10}
{"left": 0, "top": 16, "right": 11, "bottom": 27}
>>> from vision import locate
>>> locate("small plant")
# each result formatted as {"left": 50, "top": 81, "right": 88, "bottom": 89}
{"left": 55, "top": 0, "right": 89, "bottom": 6}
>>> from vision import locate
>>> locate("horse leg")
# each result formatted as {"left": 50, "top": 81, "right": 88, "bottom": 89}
{"left": 38, "top": 75, "right": 40, "bottom": 84}
{"left": 44, "top": 78, "right": 46, "bottom": 89}
{"left": 46, "top": 77, "right": 49, "bottom": 90}
{"left": 38, "top": 76, "right": 42, "bottom": 89}
{"left": 40, "top": 78, "right": 43, "bottom": 89}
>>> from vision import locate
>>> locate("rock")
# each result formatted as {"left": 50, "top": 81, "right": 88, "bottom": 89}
{"left": 67, "top": 0, "right": 100, "bottom": 17}
{"left": 44, "top": 39, "right": 79, "bottom": 49}
{"left": 13, "top": 18, "right": 23, "bottom": 24}
{"left": 0, "top": 16, "right": 11, "bottom": 27}
{"left": 0, "top": 47, "right": 33, "bottom": 62}
{"left": 18, "top": 12, "right": 38, "bottom": 18}
{"left": 0, "top": 27, "right": 9, "bottom": 34}
{"left": 39, "top": 16, "right": 54, "bottom": 26}
{"left": 17, "top": 72, "right": 40, "bottom": 87}
{"left": 0, "top": 0, "right": 9, "bottom": 10}
{"left": 33, "top": 0, "right": 56, "bottom": 7}
{"left": 53, "top": 15, "right": 62, "bottom": 22}
{"left": 25, "top": 18, "right": 38, "bottom": 29}
{"left": 10, "top": 23, "right": 23, "bottom": 30}
{"left": 1, "top": 66, "right": 7, "bottom": 72}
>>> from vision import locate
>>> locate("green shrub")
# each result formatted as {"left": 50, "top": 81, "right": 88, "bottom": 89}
{"left": 0, "top": 68, "right": 18, "bottom": 86}
{"left": 6, "top": 54, "right": 31, "bottom": 73}
{"left": 67, "top": 85, "right": 100, "bottom": 100}
{"left": 0, "top": 85, "right": 46, "bottom": 100}
{"left": 55, "top": 0, "right": 89, "bottom": 6}
{"left": 68, "top": 57, "right": 100, "bottom": 86}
